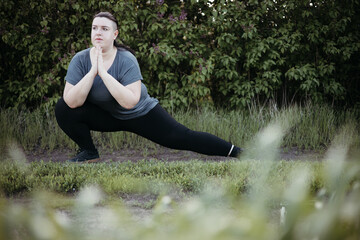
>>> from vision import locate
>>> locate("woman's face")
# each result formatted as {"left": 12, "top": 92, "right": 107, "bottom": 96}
{"left": 91, "top": 17, "right": 118, "bottom": 50}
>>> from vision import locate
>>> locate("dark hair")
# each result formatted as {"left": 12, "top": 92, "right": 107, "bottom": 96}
{"left": 93, "top": 12, "right": 136, "bottom": 56}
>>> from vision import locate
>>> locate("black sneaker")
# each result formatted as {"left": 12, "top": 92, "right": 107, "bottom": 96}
{"left": 230, "top": 146, "right": 243, "bottom": 158}
{"left": 68, "top": 149, "right": 100, "bottom": 163}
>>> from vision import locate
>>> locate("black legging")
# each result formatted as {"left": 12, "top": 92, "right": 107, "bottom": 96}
{"left": 55, "top": 98, "right": 234, "bottom": 156}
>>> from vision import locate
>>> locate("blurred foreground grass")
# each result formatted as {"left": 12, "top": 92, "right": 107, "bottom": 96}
{"left": 1, "top": 114, "right": 359, "bottom": 239}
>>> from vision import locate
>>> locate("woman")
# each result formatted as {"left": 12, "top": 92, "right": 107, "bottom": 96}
{"left": 55, "top": 12, "right": 242, "bottom": 162}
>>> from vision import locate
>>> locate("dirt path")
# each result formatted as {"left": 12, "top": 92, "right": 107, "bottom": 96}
{"left": 25, "top": 146, "right": 323, "bottom": 163}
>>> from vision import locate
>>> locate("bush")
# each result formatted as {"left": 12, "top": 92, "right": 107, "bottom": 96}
{"left": 1, "top": 0, "right": 359, "bottom": 109}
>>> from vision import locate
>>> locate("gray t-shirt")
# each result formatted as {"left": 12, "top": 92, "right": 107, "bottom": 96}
{"left": 65, "top": 48, "right": 158, "bottom": 120}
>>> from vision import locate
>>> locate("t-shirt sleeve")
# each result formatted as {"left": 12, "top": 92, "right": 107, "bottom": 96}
{"left": 120, "top": 58, "right": 143, "bottom": 86}
{"left": 65, "top": 54, "right": 85, "bottom": 85}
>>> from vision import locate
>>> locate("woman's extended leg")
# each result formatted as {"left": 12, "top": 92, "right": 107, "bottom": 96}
{"left": 126, "top": 104, "right": 241, "bottom": 157}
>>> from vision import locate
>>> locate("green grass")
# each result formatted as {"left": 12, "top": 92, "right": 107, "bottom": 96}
{"left": 0, "top": 106, "right": 359, "bottom": 239}
{"left": 1, "top": 145, "right": 359, "bottom": 239}
{"left": 1, "top": 104, "right": 359, "bottom": 152}
{"left": 0, "top": 159, "right": 325, "bottom": 197}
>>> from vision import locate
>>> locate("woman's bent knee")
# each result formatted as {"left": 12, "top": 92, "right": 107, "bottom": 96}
{"left": 55, "top": 97, "right": 75, "bottom": 123}
{"left": 55, "top": 98, "right": 68, "bottom": 115}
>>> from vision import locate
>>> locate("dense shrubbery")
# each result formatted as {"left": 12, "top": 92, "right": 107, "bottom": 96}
{"left": 1, "top": 0, "right": 359, "bottom": 109}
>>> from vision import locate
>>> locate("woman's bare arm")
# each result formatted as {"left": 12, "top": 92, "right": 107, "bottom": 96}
{"left": 100, "top": 73, "right": 141, "bottom": 109}
{"left": 63, "top": 70, "right": 96, "bottom": 108}
{"left": 97, "top": 46, "right": 141, "bottom": 109}
{"left": 63, "top": 48, "right": 98, "bottom": 108}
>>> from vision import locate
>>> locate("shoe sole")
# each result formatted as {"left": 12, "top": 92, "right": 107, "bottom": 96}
{"left": 84, "top": 158, "right": 101, "bottom": 163}
{"left": 69, "top": 158, "right": 101, "bottom": 163}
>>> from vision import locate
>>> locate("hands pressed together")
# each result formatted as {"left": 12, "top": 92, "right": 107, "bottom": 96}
{"left": 90, "top": 45, "right": 107, "bottom": 77}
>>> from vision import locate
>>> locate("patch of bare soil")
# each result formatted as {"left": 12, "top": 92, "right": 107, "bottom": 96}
{"left": 25, "top": 146, "right": 323, "bottom": 163}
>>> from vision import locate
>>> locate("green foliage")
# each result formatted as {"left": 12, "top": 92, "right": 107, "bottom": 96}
{"left": 1, "top": 0, "right": 359, "bottom": 109}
